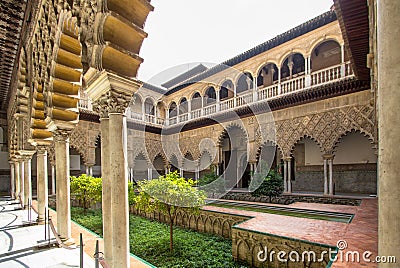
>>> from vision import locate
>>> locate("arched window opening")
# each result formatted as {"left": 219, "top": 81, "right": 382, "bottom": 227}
{"left": 281, "top": 53, "right": 305, "bottom": 80}
{"left": 191, "top": 92, "right": 202, "bottom": 111}
{"left": 179, "top": 98, "right": 188, "bottom": 114}
{"left": 220, "top": 80, "right": 234, "bottom": 100}
{"left": 257, "top": 63, "right": 279, "bottom": 87}
{"left": 144, "top": 98, "right": 154, "bottom": 115}
{"left": 311, "top": 40, "right": 342, "bottom": 72}
{"left": 169, "top": 102, "right": 177, "bottom": 118}
{"left": 204, "top": 87, "right": 216, "bottom": 105}
{"left": 236, "top": 73, "right": 253, "bottom": 94}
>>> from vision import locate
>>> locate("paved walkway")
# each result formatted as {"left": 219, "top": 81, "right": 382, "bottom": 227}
{"left": 32, "top": 201, "right": 153, "bottom": 268}
{"left": 0, "top": 198, "right": 95, "bottom": 268}
{"left": 204, "top": 197, "right": 378, "bottom": 268}
{"left": 0, "top": 199, "right": 153, "bottom": 268}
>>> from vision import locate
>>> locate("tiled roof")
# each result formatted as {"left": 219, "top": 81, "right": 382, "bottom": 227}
{"left": 161, "top": 64, "right": 208, "bottom": 89}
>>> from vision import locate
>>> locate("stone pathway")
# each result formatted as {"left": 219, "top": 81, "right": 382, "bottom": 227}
{"left": 32, "top": 201, "right": 153, "bottom": 268}
{"left": 204, "top": 197, "right": 378, "bottom": 268}
{"left": 0, "top": 199, "right": 95, "bottom": 268}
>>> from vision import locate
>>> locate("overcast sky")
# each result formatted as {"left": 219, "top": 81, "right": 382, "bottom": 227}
{"left": 138, "top": 0, "right": 334, "bottom": 86}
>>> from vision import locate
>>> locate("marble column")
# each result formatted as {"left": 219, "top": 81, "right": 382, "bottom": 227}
{"left": 9, "top": 161, "right": 15, "bottom": 199}
{"left": 51, "top": 165, "right": 56, "bottom": 195}
{"left": 377, "top": 0, "right": 400, "bottom": 257}
{"left": 287, "top": 158, "right": 292, "bottom": 193}
{"left": 54, "top": 131, "right": 72, "bottom": 243}
{"left": 19, "top": 160, "right": 25, "bottom": 207}
{"left": 23, "top": 157, "right": 32, "bottom": 209}
{"left": 323, "top": 158, "right": 328, "bottom": 195}
{"left": 36, "top": 146, "right": 48, "bottom": 223}
{"left": 100, "top": 116, "right": 113, "bottom": 263}
{"left": 109, "top": 112, "right": 129, "bottom": 268}
{"left": 283, "top": 160, "right": 288, "bottom": 193}
{"left": 328, "top": 158, "right": 334, "bottom": 195}
{"left": 14, "top": 161, "right": 21, "bottom": 199}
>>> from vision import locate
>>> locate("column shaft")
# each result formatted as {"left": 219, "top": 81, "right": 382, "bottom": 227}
{"left": 55, "top": 136, "right": 72, "bottom": 242}
{"left": 14, "top": 161, "right": 20, "bottom": 198}
{"left": 109, "top": 113, "right": 129, "bottom": 268}
{"left": 287, "top": 159, "right": 292, "bottom": 193}
{"left": 51, "top": 165, "right": 56, "bottom": 195}
{"left": 100, "top": 118, "right": 113, "bottom": 263}
{"left": 378, "top": 0, "right": 400, "bottom": 257}
{"left": 19, "top": 161, "right": 25, "bottom": 207}
{"left": 9, "top": 162, "right": 15, "bottom": 199}
{"left": 328, "top": 159, "right": 333, "bottom": 195}
{"left": 283, "top": 161, "right": 287, "bottom": 192}
{"left": 36, "top": 149, "right": 48, "bottom": 223}
{"left": 323, "top": 159, "right": 328, "bottom": 195}
{"left": 24, "top": 159, "right": 32, "bottom": 209}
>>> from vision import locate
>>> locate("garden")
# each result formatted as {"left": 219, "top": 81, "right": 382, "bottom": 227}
{"left": 69, "top": 172, "right": 259, "bottom": 267}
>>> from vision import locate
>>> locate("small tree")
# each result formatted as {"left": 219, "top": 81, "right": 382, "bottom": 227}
{"left": 252, "top": 168, "right": 284, "bottom": 202}
{"left": 70, "top": 174, "right": 102, "bottom": 211}
{"left": 134, "top": 171, "right": 206, "bottom": 252}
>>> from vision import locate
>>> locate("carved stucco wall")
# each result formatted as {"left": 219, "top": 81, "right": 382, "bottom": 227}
{"left": 65, "top": 91, "right": 376, "bottom": 172}
{"left": 68, "top": 120, "right": 100, "bottom": 166}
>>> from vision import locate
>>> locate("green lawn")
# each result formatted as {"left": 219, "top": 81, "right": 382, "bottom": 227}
{"left": 71, "top": 207, "right": 249, "bottom": 268}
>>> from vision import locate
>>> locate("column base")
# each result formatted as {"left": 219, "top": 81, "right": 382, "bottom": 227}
{"left": 60, "top": 237, "right": 75, "bottom": 246}
{"left": 36, "top": 218, "right": 46, "bottom": 225}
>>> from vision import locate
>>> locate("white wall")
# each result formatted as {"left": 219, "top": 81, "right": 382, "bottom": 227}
{"left": 335, "top": 132, "right": 376, "bottom": 164}
{"left": 304, "top": 139, "right": 323, "bottom": 165}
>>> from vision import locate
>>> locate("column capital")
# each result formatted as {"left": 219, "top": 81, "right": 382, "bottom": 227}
{"left": 322, "top": 154, "right": 335, "bottom": 160}
{"left": 86, "top": 71, "right": 142, "bottom": 116}
{"left": 283, "top": 156, "right": 292, "bottom": 161}
{"left": 53, "top": 129, "right": 70, "bottom": 143}
{"left": 36, "top": 145, "right": 48, "bottom": 155}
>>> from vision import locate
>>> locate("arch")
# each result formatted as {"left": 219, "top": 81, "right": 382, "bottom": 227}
{"left": 191, "top": 91, "right": 202, "bottom": 111}
{"left": 169, "top": 154, "right": 180, "bottom": 172}
{"left": 307, "top": 35, "right": 343, "bottom": 55}
{"left": 256, "top": 62, "right": 279, "bottom": 88}
{"left": 144, "top": 97, "right": 155, "bottom": 115}
{"left": 310, "top": 40, "right": 343, "bottom": 72}
{"left": 332, "top": 129, "right": 375, "bottom": 153}
{"left": 289, "top": 135, "right": 323, "bottom": 156}
{"left": 236, "top": 72, "right": 253, "bottom": 94}
{"left": 220, "top": 80, "right": 234, "bottom": 100}
{"left": 168, "top": 101, "right": 177, "bottom": 118}
{"left": 131, "top": 94, "right": 143, "bottom": 114}
{"left": 218, "top": 123, "right": 249, "bottom": 146}
{"left": 204, "top": 86, "right": 216, "bottom": 105}
{"left": 179, "top": 97, "right": 188, "bottom": 114}
{"left": 132, "top": 152, "right": 149, "bottom": 181}
{"left": 331, "top": 130, "right": 377, "bottom": 195}
{"left": 152, "top": 154, "right": 167, "bottom": 178}
{"left": 256, "top": 140, "right": 282, "bottom": 172}
{"left": 278, "top": 49, "right": 306, "bottom": 67}
{"left": 281, "top": 52, "right": 305, "bottom": 80}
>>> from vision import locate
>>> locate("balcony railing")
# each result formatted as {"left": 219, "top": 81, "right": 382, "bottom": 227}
{"left": 79, "top": 62, "right": 354, "bottom": 127}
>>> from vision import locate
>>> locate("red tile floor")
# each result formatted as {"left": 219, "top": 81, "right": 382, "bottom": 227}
{"left": 204, "top": 198, "right": 378, "bottom": 268}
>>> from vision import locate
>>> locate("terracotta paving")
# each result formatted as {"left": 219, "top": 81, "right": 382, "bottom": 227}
{"left": 32, "top": 201, "right": 152, "bottom": 268}
{"left": 204, "top": 198, "right": 378, "bottom": 268}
